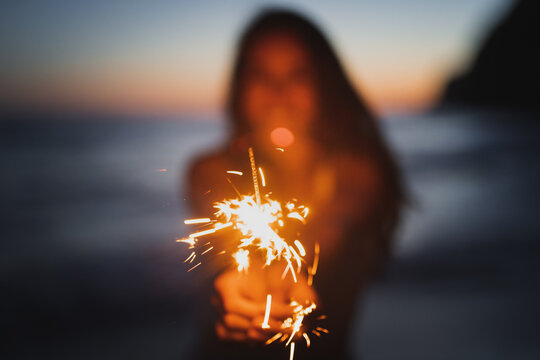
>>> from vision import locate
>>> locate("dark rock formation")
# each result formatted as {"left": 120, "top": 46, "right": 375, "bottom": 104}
{"left": 439, "top": 0, "right": 540, "bottom": 109}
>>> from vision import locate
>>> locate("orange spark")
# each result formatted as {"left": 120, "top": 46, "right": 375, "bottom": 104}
{"left": 302, "top": 332, "right": 311, "bottom": 347}
{"left": 184, "top": 252, "right": 196, "bottom": 263}
{"left": 200, "top": 246, "right": 214, "bottom": 255}
{"left": 265, "top": 332, "right": 283, "bottom": 345}
{"left": 187, "top": 262, "right": 201, "bottom": 272}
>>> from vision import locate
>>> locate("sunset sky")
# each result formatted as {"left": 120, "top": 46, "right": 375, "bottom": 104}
{"left": 0, "top": 0, "right": 512, "bottom": 116}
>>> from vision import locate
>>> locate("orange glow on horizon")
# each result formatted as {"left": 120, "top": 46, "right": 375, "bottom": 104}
{"left": 1, "top": 60, "right": 447, "bottom": 116}
{"left": 352, "top": 64, "right": 446, "bottom": 114}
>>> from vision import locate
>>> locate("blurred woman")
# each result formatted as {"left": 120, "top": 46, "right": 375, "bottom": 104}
{"left": 186, "top": 9, "right": 404, "bottom": 360}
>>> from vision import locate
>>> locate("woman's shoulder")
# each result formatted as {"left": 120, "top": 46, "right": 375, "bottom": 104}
{"left": 185, "top": 147, "right": 240, "bottom": 212}
{"left": 328, "top": 150, "right": 379, "bottom": 182}
{"left": 188, "top": 147, "right": 233, "bottom": 180}
{"left": 318, "top": 150, "right": 381, "bottom": 206}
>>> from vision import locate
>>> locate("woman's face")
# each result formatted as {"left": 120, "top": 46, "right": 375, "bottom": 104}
{"left": 240, "top": 32, "right": 319, "bottom": 148}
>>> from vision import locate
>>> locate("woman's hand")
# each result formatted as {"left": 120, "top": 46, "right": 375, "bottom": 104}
{"left": 213, "top": 269, "right": 267, "bottom": 341}
{"left": 213, "top": 264, "right": 319, "bottom": 343}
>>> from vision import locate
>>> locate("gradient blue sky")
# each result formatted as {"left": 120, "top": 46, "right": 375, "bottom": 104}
{"left": 0, "top": 0, "right": 512, "bottom": 116}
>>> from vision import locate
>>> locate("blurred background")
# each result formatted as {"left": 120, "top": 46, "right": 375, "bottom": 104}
{"left": 1, "top": 0, "right": 539, "bottom": 359}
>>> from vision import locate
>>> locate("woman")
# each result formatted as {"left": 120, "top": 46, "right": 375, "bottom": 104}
{"left": 186, "top": 9, "right": 404, "bottom": 360}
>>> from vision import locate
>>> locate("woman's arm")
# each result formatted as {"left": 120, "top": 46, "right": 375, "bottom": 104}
{"left": 306, "top": 154, "right": 383, "bottom": 260}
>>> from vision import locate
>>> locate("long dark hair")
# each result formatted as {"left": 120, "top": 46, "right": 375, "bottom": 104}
{"left": 226, "top": 9, "right": 405, "bottom": 254}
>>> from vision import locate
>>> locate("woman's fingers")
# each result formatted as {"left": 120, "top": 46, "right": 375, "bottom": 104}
{"left": 246, "top": 327, "right": 267, "bottom": 341}
{"left": 215, "top": 322, "right": 248, "bottom": 342}
{"left": 290, "top": 282, "right": 318, "bottom": 304}
{"left": 217, "top": 313, "right": 284, "bottom": 343}
{"left": 266, "top": 300, "right": 294, "bottom": 319}
{"left": 214, "top": 272, "right": 266, "bottom": 318}
{"left": 212, "top": 270, "right": 324, "bottom": 345}
{"left": 222, "top": 313, "right": 252, "bottom": 331}
{"left": 252, "top": 315, "right": 284, "bottom": 334}
{"left": 216, "top": 318, "right": 270, "bottom": 342}
{"left": 212, "top": 269, "right": 322, "bottom": 344}
{"left": 221, "top": 293, "right": 265, "bottom": 318}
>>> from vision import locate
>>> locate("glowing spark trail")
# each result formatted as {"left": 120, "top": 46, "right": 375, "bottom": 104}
{"left": 187, "top": 262, "right": 201, "bottom": 272}
{"left": 184, "top": 218, "right": 211, "bottom": 225}
{"left": 302, "top": 332, "right": 310, "bottom": 347}
{"left": 184, "top": 252, "right": 196, "bottom": 263}
{"left": 200, "top": 246, "right": 214, "bottom": 255}
{"left": 258, "top": 167, "right": 266, "bottom": 187}
{"left": 307, "top": 242, "right": 320, "bottom": 287}
{"left": 265, "top": 332, "right": 283, "bottom": 345}
{"left": 289, "top": 342, "right": 295, "bottom": 360}
{"left": 262, "top": 294, "right": 272, "bottom": 329}
{"left": 294, "top": 240, "right": 306, "bottom": 257}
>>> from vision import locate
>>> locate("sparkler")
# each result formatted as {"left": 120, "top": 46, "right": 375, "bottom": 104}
{"left": 179, "top": 147, "right": 327, "bottom": 359}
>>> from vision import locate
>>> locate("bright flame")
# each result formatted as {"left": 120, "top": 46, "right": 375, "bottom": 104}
{"left": 233, "top": 249, "right": 250, "bottom": 272}
{"left": 213, "top": 195, "right": 307, "bottom": 279}
{"left": 282, "top": 301, "right": 317, "bottom": 347}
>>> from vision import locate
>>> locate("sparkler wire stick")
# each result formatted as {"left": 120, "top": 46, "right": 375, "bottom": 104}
{"left": 248, "top": 147, "right": 261, "bottom": 205}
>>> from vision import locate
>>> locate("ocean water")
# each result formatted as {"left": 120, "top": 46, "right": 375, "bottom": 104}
{"left": 359, "top": 110, "right": 540, "bottom": 360}
{"left": 2, "top": 109, "right": 539, "bottom": 359}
